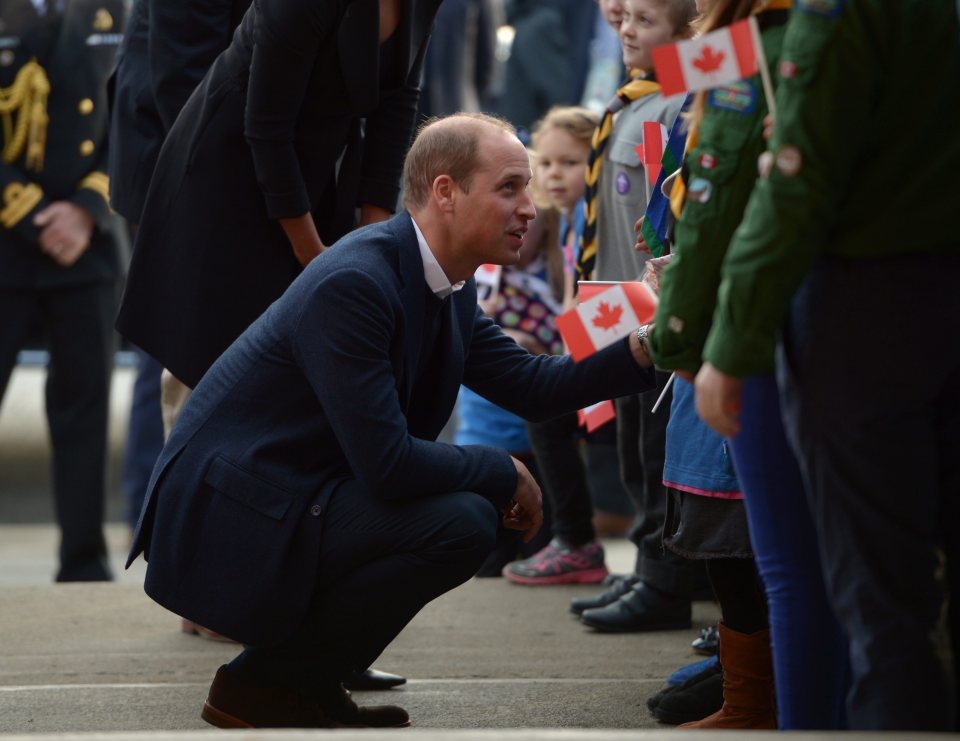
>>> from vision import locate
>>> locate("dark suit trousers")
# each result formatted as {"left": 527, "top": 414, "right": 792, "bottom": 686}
{"left": 229, "top": 483, "right": 500, "bottom": 689}
{"left": 616, "top": 371, "right": 692, "bottom": 597}
{"left": 0, "top": 282, "right": 115, "bottom": 580}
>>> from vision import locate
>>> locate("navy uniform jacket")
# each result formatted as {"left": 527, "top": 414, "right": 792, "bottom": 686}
{"left": 107, "top": 0, "right": 250, "bottom": 223}
{"left": 0, "top": 0, "right": 126, "bottom": 288}
{"left": 116, "top": 0, "right": 442, "bottom": 389}
{"left": 128, "top": 213, "right": 656, "bottom": 646}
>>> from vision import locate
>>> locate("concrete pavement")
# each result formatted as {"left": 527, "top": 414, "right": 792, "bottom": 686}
{"left": 1, "top": 366, "right": 952, "bottom": 739}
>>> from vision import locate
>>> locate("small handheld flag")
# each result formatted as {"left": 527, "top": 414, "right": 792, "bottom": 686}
{"left": 652, "top": 17, "right": 776, "bottom": 116}
{"left": 578, "top": 400, "right": 616, "bottom": 432}
{"left": 557, "top": 281, "right": 658, "bottom": 362}
{"left": 652, "top": 18, "right": 759, "bottom": 96}
{"left": 640, "top": 122, "right": 669, "bottom": 185}
{"left": 474, "top": 263, "right": 502, "bottom": 301}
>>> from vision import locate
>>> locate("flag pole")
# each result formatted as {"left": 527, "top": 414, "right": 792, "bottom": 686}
{"left": 749, "top": 16, "right": 776, "bottom": 119}
{"left": 651, "top": 372, "right": 675, "bottom": 413}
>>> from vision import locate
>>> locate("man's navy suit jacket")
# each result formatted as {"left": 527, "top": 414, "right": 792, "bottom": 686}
{"left": 128, "top": 212, "right": 655, "bottom": 646}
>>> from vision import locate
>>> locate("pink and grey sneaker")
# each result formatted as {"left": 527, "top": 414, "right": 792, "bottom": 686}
{"left": 502, "top": 538, "right": 609, "bottom": 585}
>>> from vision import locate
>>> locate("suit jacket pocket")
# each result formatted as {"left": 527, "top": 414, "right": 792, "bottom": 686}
{"left": 203, "top": 456, "right": 293, "bottom": 520}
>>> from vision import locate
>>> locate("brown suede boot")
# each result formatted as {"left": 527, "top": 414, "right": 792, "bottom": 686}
{"left": 679, "top": 623, "right": 777, "bottom": 729}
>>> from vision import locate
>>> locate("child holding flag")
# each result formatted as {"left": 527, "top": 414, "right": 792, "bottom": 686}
{"left": 648, "top": 0, "right": 849, "bottom": 730}
{"left": 503, "top": 107, "right": 630, "bottom": 585}
{"left": 573, "top": 0, "right": 700, "bottom": 634}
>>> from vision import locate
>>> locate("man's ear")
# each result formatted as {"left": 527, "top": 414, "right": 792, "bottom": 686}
{"left": 432, "top": 174, "right": 457, "bottom": 212}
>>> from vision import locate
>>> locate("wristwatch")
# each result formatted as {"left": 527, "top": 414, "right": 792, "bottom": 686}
{"left": 636, "top": 324, "right": 649, "bottom": 353}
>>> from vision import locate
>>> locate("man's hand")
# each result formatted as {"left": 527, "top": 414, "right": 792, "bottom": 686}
{"left": 694, "top": 362, "right": 742, "bottom": 437}
{"left": 34, "top": 202, "right": 95, "bottom": 267}
{"left": 633, "top": 215, "right": 651, "bottom": 255}
{"left": 502, "top": 457, "right": 543, "bottom": 542}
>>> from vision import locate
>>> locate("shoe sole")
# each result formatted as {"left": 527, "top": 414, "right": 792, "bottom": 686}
{"left": 201, "top": 701, "right": 412, "bottom": 729}
{"left": 502, "top": 567, "right": 609, "bottom": 586}
{"left": 202, "top": 701, "right": 254, "bottom": 729}
{"left": 580, "top": 618, "right": 692, "bottom": 633}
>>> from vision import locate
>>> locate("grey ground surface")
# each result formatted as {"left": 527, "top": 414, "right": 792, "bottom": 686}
{"left": 1, "top": 367, "right": 951, "bottom": 740}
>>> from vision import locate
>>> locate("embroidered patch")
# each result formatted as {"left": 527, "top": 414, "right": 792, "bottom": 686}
{"left": 797, "top": 0, "right": 845, "bottom": 16}
{"left": 779, "top": 60, "right": 799, "bottom": 79}
{"left": 0, "top": 50, "right": 13, "bottom": 67}
{"left": 687, "top": 177, "right": 713, "bottom": 204}
{"left": 698, "top": 152, "right": 718, "bottom": 170}
{"left": 86, "top": 32, "right": 123, "bottom": 46}
{"left": 0, "top": 36, "right": 20, "bottom": 49}
{"left": 708, "top": 81, "right": 757, "bottom": 115}
{"left": 615, "top": 171, "right": 631, "bottom": 195}
{"left": 667, "top": 315, "right": 685, "bottom": 333}
{"left": 757, "top": 151, "right": 774, "bottom": 178}
{"left": 775, "top": 146, "right": 802, "bottom": 177}
{"left": 93, "top": 8, "right": 114, "bottom": 31}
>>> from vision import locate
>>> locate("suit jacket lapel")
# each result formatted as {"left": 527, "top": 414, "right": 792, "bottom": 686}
{"left": 393, "top": 213, "right": 426, "bottom": 406}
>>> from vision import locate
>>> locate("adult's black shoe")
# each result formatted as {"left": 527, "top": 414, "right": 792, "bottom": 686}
{"left": 569, "top": 573, "right": 639, "bottom": 615}
{"left": 651, "top": 663, "right": 723, "bottom": 725}
{"left": 343, "top": 668, "right": 407, "bottom": 691}
{"left": 579, "top": 581, "right": 691, "bottom": 632}
{"left": 201, "top": 665, "right": 410, "bottom": 729}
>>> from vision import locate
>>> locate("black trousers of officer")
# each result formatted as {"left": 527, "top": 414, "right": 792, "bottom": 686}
{"left": 779, "top": 253, "right": 960, "bottom": 731}
{"left": 0, "top": 282, "right": 115, "bottom": 581}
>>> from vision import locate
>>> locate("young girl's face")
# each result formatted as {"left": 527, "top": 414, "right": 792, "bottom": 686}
{"left": 535, "top": 128, "right": 589, "bottom": 214}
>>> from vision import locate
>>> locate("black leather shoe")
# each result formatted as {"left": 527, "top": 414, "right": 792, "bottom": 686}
{"left": 579, "top": 581, "right": 691, "bottom": 632}
{"left": 343, "top": 668, "right": 407, "bottom": 691}
{"left": 569, "top": 573, "right": 639, "bottom": 615}
{"left": 201, "top": 665, "right": 410, "bottom": 729}
{"left": 651, "top": 662, "right": 723, "bottom": 724}
{"left": 319, "top": 684, "right": 410, "bottom": 727}
{"left": 646, "top": 658, "right": 722, "bottom": 712}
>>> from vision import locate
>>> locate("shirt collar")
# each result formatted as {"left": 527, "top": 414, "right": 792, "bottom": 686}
{"left": 411, "top": 217, "right": 465, "bottom": 299}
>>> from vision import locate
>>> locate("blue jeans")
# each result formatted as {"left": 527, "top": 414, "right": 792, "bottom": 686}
{"left": 729, "top": 373, "right": 848, "bottom": 729}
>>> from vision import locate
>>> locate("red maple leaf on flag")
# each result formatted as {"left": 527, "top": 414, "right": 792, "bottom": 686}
{"left": 591, "top": 302, "right": 623, "bottom": 331}
{"left": 693, "top": 45, "right": 725, "bottom": 74}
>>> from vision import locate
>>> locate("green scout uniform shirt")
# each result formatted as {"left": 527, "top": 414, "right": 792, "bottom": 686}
{"left": 703, "top": 0, "right": 960, "bottom": 377}
{"left": 649, "top": 10, "right": 790, "bottom": 374}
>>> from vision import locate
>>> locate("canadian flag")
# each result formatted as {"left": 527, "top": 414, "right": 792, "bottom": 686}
{"left": 558, "top": 281, "right": 658, "bottom": 362}
{"left": 578, "top": 400, "right": 616, "bottom": 432}
{"left": 474, "top": 263, "right": 502, "bottom": 301}
{"left": 652, "top": 17, "right": 760, "bottom": 97}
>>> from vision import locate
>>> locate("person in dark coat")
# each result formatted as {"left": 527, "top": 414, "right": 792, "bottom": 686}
{"left": 108, "top": 0, "right": 250, "bottom": 532}
{"left": 127, "top": 113, "right": 657, "bottom": 728}
{"left": 0, "top": 0, "right": 127, "bottom": 581}
{"left": 115, "top": 0, "right": 443, "bottom": 404}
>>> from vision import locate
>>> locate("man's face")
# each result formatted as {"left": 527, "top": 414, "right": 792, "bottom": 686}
{"left": 454, "top": 130, "right": 536, "bottom": 267}
{"left": 620, "top": 0, "right": 683, "bottom": 73}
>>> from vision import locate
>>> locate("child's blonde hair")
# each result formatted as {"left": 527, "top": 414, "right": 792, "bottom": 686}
{"left": 530, "top": 106, "right": 599, "bottom": 157}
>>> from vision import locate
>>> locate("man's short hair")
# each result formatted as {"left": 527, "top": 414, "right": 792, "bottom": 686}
{"left": 402, "top": 113, "right": 517, "bottom": 210}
